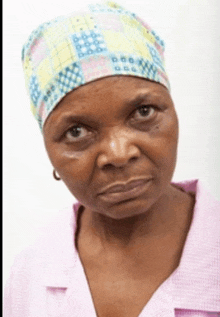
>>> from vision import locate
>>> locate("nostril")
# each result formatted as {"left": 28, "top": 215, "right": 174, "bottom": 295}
{"left": 101, "top": 156, "right": 139, "bottom": 171}
{"left": 97, "top": 142, "right": 141, "bottom": 170}
{"left": 129, "top": 156, "right": 139, "bottom": 163}
{"left": 102, "top": 163, "right": 117, "bottom": 171}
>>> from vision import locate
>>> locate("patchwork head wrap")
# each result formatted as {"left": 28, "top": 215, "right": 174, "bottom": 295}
{"left": 22, "top": 1, "right": 170, "bottom": 130}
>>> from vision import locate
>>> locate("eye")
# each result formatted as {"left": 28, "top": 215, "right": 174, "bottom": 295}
{"left": 65, "top": 124, "right": 90, "bottom": 141}
{"left": 133, "top": 105, "right": 155, "bottom": 120}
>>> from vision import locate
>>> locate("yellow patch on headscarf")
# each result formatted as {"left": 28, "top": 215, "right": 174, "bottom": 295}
{"left": 37, "top": 57, "right": 54, "bottom": 90}
{"left": 104, "top": 30, "right": 135, "bottom": 53}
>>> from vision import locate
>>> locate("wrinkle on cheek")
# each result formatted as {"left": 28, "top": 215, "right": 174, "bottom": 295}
{"left": 62, "top": 150, "right": 84, "bottom": 159}
{"left": 153, "top": 119, "right": 178, "bottom": 144}
{"left": 140, "top": 126, "right": 178, "bottom": 169}
{"left": 56, "top": 150, "right": 96, "bottom": 182}
{"left": 46, "top": 148, "right": 83, "bottom": 176}
{"left": 55, "top": 153, "right": 84, "bottom": 173}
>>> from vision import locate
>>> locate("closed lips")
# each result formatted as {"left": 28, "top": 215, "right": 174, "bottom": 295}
{"left": 98, "top": 178, "right": 152, "bottom": 195}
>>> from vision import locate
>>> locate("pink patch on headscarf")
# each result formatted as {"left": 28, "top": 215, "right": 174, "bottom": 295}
{"left": 94, "top": 13, "right": 124, "bottom": 31}
{"left": 155, "top": 41, "right": 164, "bottom": 56}
{"left": 38, "top": 100, "right": 47, "bottom": 124}
{"left": 135, "top": 16, "right": 152, "bottom": 32}
{"left": 81, "top": 55, "right": 112, "bottom": 82}
{"left": 31, "top": 38, "right": 48, "bottom": 68}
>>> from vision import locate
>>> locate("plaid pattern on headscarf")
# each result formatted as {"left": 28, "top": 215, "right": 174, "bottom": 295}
{"left": 22, "top": 1, "right": 170, "bottom": 130}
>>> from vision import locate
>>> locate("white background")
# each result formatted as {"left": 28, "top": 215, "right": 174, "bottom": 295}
{"left": 3, "top": 0, "right": 220, "bottom": 286}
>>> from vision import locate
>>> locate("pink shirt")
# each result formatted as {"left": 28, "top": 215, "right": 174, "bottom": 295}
{"left": 4, "top": 180, "right": 220, "bottom": 316}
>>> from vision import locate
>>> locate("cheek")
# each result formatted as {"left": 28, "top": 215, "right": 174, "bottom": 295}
{"left": 48, "top": 146, "right": 96, "bottom": 197}
{"left": 146, "top": 113, "right": 178, "bottom": 171}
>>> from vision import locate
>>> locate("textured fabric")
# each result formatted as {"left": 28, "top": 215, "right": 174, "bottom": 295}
{"left": 3, "top": 180, "right": 220, "bottom": 316}
{"left": 21, "top": 1, "right": 170, "bottom": 130}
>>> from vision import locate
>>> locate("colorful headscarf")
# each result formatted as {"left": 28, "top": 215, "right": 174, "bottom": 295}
{"left": 22, "top": 1, "right": 170, "bottom": 130}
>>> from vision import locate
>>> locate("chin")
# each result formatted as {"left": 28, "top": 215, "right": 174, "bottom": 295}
{"left": 97, "top": 196, "right": 157, "bottom": 220}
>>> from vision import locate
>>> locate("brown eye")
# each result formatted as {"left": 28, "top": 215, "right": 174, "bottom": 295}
{"left": 69, "top": 126, "right": 83, "bottom": 137}
{"left": 66, "top": 125, "right": 90, "bottom": 141}
{"left": 134, "top": 105, "right": 155, "bottom": 119}
{"left": 138, "top": 106, "right": 152, "bottom": 116}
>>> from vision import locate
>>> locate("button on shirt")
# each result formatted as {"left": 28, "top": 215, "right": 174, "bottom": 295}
{"left": 3, "top": 180, "right": 220, "bottom": 316}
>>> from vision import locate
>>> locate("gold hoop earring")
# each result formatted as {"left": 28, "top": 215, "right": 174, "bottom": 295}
{"left": 53, "top": 170, "right": 61, "bottom": 181}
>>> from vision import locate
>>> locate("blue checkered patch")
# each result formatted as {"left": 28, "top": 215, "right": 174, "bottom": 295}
{"left": 111, "top": 55, "right": 138, "bottom": 73}
{"left": 138, "top": 59, "right": 157, "bottom": 79}
{"left": 71, "top": 29, "right": 107, "bottom": 59}
{"left": 147, "top": 44, "right": 164, "bottom": 71}
{"left": 29, "top": 76, "right": 41, "bottom": 106}
{"left": 57, "top": 62, "right": 84, "bottom": 94}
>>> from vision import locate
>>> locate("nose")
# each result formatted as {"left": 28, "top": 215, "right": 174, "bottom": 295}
{"left": 97, "top": 129, "right": 141, "bottom": 169}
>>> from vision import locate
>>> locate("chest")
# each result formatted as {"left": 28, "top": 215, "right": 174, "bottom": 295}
{"left": 82, "top": 258, "right": 174, "bottom": 317}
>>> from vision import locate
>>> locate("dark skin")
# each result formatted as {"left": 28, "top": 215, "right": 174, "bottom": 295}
{"left": 43, "top": 76, "right": 195, "bottom": 317}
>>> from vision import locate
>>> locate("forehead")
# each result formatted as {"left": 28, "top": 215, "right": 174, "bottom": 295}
{"left": 43, "top": 76, "right": 171, "bottom": 130}
{"left": 66, "top": 75, "right": 167, "bottom": 98}
{"left": 59, "top": 76, "right": 168, "bottom": 105}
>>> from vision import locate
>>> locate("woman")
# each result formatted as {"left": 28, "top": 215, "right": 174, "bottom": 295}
{"left": 4, "top": 2, "right": 220, "bottom": 316}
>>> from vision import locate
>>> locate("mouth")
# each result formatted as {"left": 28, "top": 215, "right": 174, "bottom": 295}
{"left": 98, "top": 178, "right": 153, "bottom": 204}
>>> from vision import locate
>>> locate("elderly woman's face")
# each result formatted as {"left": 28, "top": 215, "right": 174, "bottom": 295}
{"left": 44, "top": 76, "right": 178, "bottom": 219}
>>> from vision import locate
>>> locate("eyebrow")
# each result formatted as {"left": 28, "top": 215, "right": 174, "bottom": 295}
{"left": 53, "top": 91, "right": 161, "bottom": 128}
{"left": 126, "top": 91, "right": 163, "bottom": 107}
{"left": 127, "top": 93, "right": 152, "bottom": 107}
{"left": 53, "top": 113, "right": 98, "bottom": 129}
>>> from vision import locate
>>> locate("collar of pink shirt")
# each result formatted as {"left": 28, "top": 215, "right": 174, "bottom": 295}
{"left": 40, "top": 179, "right": 220, "bottom": 316}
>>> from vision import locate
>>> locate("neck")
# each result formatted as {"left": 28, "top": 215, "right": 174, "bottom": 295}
{"left": 91, "top": 211, "right": 153, "bottom": 246}
{"left": 79, "top": 184, "right": 194, "bottom": 249}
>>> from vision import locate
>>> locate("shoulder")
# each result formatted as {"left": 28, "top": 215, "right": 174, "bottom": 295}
{"left": 172, "top": 179, "right": 220, "bottom": 311}
{"left": 3, "top": 205, "right": 79, "bottom": 316}
{"left": 10, "top": 205, "right": 78, "bottom": 271}
{"left": 174, "top": 179, "right": 220, "bottom": 248}
{"left": 173, "top": 179, "right": 220, "bottom": 212}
